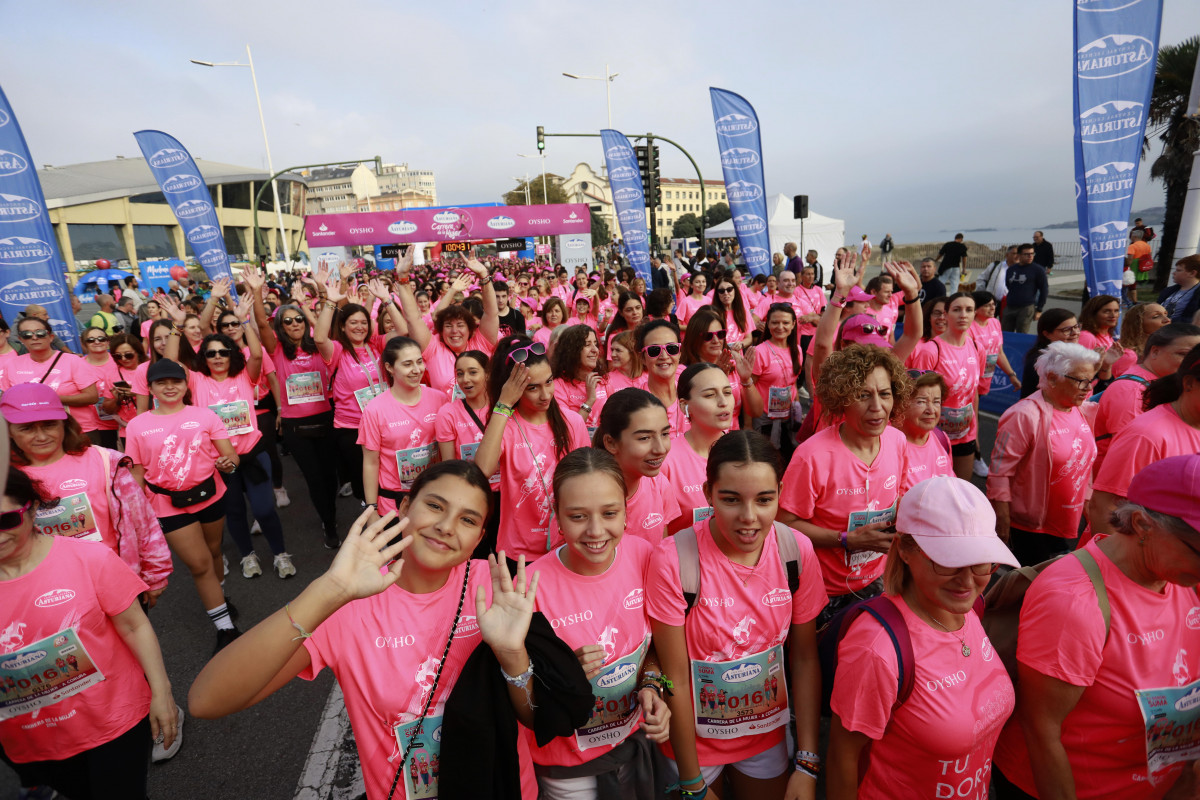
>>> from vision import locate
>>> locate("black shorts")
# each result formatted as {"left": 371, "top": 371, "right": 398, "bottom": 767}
{"left": 951, "top": 441, "right": 976, "bottom": 457}
{"left": 160, "top": 496, "right": 226, "bottom": 533}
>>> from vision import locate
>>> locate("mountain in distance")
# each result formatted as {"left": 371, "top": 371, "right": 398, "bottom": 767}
{"left": 1041, "top": 206, "right": 1165, "bottom": 230}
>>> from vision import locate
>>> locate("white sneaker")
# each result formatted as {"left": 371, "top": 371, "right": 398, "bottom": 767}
{"left": 973, "top": 457, "right": 990, "bottom": 478}
{"left": 796, "top": 385, "right": 811, "bottom": 401}
{"left": 241, "top": 553, "right": 263, "bottom": 578}
{"left": 274, "top": 487, "right": 291, "bottom": 508}
{"left": 338, "top": 482, "right": 353, "bottom": 497}
{"left": 222, "top": 554, "right": 229, "bottom": 579}
{"left": 151, "top": 704, "right": 184, "bottom": 763}
{"left": 273, "top": 552, "right": 297, "bottom": 579}
{"left": 251, "top": 519, "right": 262, "bottom": 535}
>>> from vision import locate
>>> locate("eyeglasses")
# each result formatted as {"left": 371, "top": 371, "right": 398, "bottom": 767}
{"left": 854, "top": 322, "right": 889, "bottom": 336}
{"left": 0, "top": 501, "right": 33, "bottom": 531}
{"left": 703, "top": 329, "right": 727, "bottom": 342}
{"left": 280, "top": 316, "right": 305, "bottom": 325}
{"left": 1058, "top": 374, "right": 1093, "bottom": 390}
{"left": 717, "top": 287, "right": 735, "bottom": 295}
{"left": 922, "top": 551, "right": 998, "bottom": 577}
{"left": 1054, "top": 323, "right": 1082, "bottom": 335}
{"left": 907, "top": 369, "right": 934, "bottom": 379}
{"left": 507, "top": 342, "right": 546, "bottom": 363}
{"left": 642, "top": 343, "right": 681, "bottom": 358}
{"left": 18, "top": 330, "right": 49, "bottom": 340}
{"left": 220, "top": 320, "right": 242, "bottom": 329}
{"left": 205, "top": 348, "right": 233, "bottom": 359}
{"left": 114, "top": 351, "right": 139, "bottom": 361}
{"left": 84, "top": 336, "right": 108, "bottom": 344}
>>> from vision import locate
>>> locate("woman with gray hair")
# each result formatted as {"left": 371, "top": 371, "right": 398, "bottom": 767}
{"left": 986, "top": 341, "right": 1101, "bottom": 566}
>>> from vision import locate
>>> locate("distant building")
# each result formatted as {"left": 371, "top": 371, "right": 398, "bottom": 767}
{"left": 305, "top": 162, "right": 438, "bottom": 215}
{"left": 558, "top": 163, "right": 727, "bottom": 241}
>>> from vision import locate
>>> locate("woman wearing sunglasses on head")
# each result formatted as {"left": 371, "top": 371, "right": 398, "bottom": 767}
{"left": 474, "top": 336, "right": 591, "bottom": 560}
{"left": 828, "top": 477, "right": 1019, "bottom": 800}
{"left": 0, "top": 465, "right": 179, "bottom": 800}
{"left": 680, "top": 308, "right": 759, "bottom": 430}
{"left": 74, "top": 326, "right": 121, "bottom": 449}
{"left": 0, "top": 317, "right": 100, "bottom": 433}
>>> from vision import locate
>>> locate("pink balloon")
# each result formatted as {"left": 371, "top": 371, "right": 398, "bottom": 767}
{"left": 95, "top": 258, "right": 111, "bottom": 269}
{"left": 169, "top": 265, "right": 189, "bottom": 281}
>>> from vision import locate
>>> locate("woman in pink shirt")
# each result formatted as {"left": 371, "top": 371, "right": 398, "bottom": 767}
{"left": 0, "top": 317, "right": 99, "bottom": 429}
{"left": 74, "top": 326, "right": 121, "bottom": 449}
{"left": 133, "top": 319, "right": 175, "bottom": 412}
{"left": 680, "top": 308, "right": 759, "bottom": 430}
{"left": 970, "top": 290, "right": 1020, "bottom": 394}
{"left": 865, "top": 273, "right": 901, "bottom": 336}
{"left": 648, "top": 431, "right": 826, "bottom": 800}
{"left": 606, "top": 330, "right": 644, "bottom": 394}
{"left": 551, "top": 324, "right": 609, "bottom": 432}
{"left": 829, "top": 477, "right": 1018, "bottom": 799}
{"left": 676, "top": 272, "right": 709, "bottom": 326}
{"left": 1076, "top": 294, "right": 1121, "bottom": 354}
{"left": 530, "top": 448, "right": 671, "bottom": 796}
{"left": 710, "top": 275, "right": 754, "bottom": 350}
{"left": 103, "top": 333, "right": 147, "bottom": 445}
{"left": 534, "top": 298, "right": 568, "bottom": 349}
{"left": 1111, "top": 302, "right": 1170, "bottom": 376}
{"left": 987, "top": 342, "right": 1100, "bottom": 566}
{"left": 897, "top": 370, "right": 952, "bottom": 491}
{"left": 638, "top": 320, "right": 689, "bottom": 436}
{"left": 993, "top": 455, "right": 1200, "bottom": 800}
{"left": 663, "top": 363, "right": 734, "bottom": 534}
{"left": 748, "top": 303, "right": 803, "bottom": 462}
{"left": 604, "top": 291, "right": 645, "bottom": 347}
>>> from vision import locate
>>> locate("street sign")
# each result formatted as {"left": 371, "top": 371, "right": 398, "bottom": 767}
{"left": 495, "top": 238, "right": 528, "bottom": 252}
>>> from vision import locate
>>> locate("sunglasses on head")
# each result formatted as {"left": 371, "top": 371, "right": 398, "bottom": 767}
{"left": 84, "top": 336, "right": 108, "bottom": 344}
{"left": 703, "top": 329, "right": 727, "bottom": 342}
{"left": 205, "top": 348, "right": 233, "bottom": 359}
{"left": 507, "top": 342, "right": 546, "bottom": 363}
{"left": 854, "top": 322, "right": 889, "bottom": 336}
{"left": 642, "top": 343, "right": 681, "bottom": 358}
{"left": 0, "top": 501, "right": 32, "bottom": 531}
{"left": 281, "top": 315, "right": 305, "bottom": 325}
{"left": 18, "top": 329, "right": 49, "bottom": 340}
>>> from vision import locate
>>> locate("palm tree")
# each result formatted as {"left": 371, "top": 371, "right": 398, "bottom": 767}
{"left": 1147, "top": 36, "right": 1199, "bottom": 290}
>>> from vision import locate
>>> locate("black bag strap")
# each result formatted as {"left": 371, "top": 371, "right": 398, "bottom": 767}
{"left": 463, "top": 398, "right": 486, "bottom": 434}
{"left": 37, "top": 351, "right": 64, "bottom": 384}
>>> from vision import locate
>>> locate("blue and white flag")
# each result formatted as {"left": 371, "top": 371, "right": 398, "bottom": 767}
{"left": 134, "top": 130, "right": 236, "bottom": 295}
{"left": 710, "top": 88, "right": 771, "bottom": 277}
{"left": 600, "top": 130, "right": 652, "bottom": 283}
{"left": 0, "top": 86, "right": 80, "bottom": 351}
{"left": 1073, "top": 0, "right": 1163, "bottom": 297}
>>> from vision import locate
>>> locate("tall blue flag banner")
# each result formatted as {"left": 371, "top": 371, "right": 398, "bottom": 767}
{"left": 1073, "top": 0, "right": 1163, "bottom": 297}
{"left": 0, "top": 86, "right": 80, "bottom": 351}
{"left": 710, "top": 88, "right": 771, "bottom": 277}
{"left": 600, "top": 130, "right": 652, "bottom": 283}
{"left": 133, "top": 130, "right": 236, "bottom": 295}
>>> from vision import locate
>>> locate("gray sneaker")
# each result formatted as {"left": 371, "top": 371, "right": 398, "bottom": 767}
{"left": 241, "top": 553, "right": 263, "bottom": 579}
{"left": 273, "top": 552, "right": 297, "bottom": 579}
{"left": 151, "top": 704, "right": 184, "bottom": 763}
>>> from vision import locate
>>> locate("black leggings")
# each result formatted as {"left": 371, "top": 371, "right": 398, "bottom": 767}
{"left": 257, "top": 408, "right": 284, "bottom": 489}
{"left": 4, "top": 715, "right": 151, "bottom": 800}
{"left": 281, "top": 411, "right": 338, "bottom": 529}
{"left": 991, "top": 766, "right": 1038, "bottom": 800}
{"left": 334, "top": 425, "right": 365, "bottom": 501}
{"left": 1009, "top": 525, "right": 1074, "bottom": 568}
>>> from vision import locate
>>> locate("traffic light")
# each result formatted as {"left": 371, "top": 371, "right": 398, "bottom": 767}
{"left": 536, "top": 126, "right": 545, "bottom": 151}
{"left": 647, "top": 145, "right": 661, "bottom": 207}
{"left": 635, "top": 145, "right": 651, "bottom": 201}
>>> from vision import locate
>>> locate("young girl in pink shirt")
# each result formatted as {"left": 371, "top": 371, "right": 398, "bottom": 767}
{"left": 663, "top": 364, "right": 735, "bottom": 534}
{"left": 638, "top": 320, "right": 689, "bottom": 437}
{"left": 605, "top": 331, "right": 645, "bottom": 394}
{"left": 680, "top": 308, "right": 758, "bottom": 430}
{"left": 749, "top": 303, "right": 803, "bottom": 463}
{"left": 551, "top": 325, "right": 609, "bottom": 433}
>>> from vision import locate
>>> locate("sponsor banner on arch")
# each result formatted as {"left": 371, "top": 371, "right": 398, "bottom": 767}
{"left": 0, "top": 85, "right": 80, "bottom": 351}
{"left": 1072, "top": 0, "right": 1162, "bottom": 297}
{"left": 306, "top": 203, "right": 591, "bottom": 247}
{"left": 133, "top": 130, "right": 237, "bottom": 298}
{"left": 599, "top": 129, "right": 652, "bottom": 283}
{"left": 710, "top": 88, "right": 771, "bottom": 277}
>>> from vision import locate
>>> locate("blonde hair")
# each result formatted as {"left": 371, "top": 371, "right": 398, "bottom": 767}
{"left": 882, "top": 534, "right": 916, "bottom": 595}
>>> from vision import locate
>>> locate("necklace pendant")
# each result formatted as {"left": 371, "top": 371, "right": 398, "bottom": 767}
{"left": 961, "top": 643, "right": 971, "bottom": 658}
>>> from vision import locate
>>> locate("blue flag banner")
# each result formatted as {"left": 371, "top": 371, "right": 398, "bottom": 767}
{"left": 0, "top": 86, "right": 80, "bottom": 351}
{"left": 709, "top": 88, "right": 771, "bottom": 278}
{"left": 133, "top": 130, "right": 236, "bottom": 296}
{"left": 1073, "top": 0, "right": 1162, "bottom": 297}
{"left": 600, "top": 130, "right": 652, "bottom": 283}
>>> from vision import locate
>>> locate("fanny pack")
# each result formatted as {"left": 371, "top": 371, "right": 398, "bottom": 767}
{"left": 282, "top": 412, "right": 333, "bottom": 439}
{"left": 146, "top": 475, "right": 218, "bottom": 508}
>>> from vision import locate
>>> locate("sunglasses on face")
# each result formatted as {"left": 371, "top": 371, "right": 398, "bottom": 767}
{"left": 0, "top": 501, "right": 32, "bottom": 531}
{"left": 703, "top": 329, "right": 727, "bottom": 342}
{"left": 642, "top": 343, "right": 681, "bottom": 358}
{"left": 205, "top": 348, "right": 233, "bottom": 359}
{"left": 114, "top": 352, "right": 138, "bottom": 361}
{"left": 220, "top": 320, "right": 242, "bottom": 329}
{"left": 18, "top": 329, "right": 49, "bottom": 340}
{"left": 84, "top": 336, "right": 108, "bottom": 344}
{"left": 717, "top": 287, "right": 735, "bottom": 295}
{"left": 922, "top": 552, "right": 999, "bottom": 577}
{"left": 507, "top": 342, "right": 546, "bottom": 363}
{"left": 281, "top": 316, "right": 305, "bottom": 325}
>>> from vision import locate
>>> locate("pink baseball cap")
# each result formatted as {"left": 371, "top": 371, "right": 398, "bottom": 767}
{"left": 897, "top": 476, "right": 1019, "bottom": 569}
{"left": 847, "top": 286, "right": 874, "bottom": 303}
{"left": 0, "top": 383, "right": 69, "bottom": 424}
{"left": 840, "top": 313, "right": 890, "bottom": 348}
{"left": 1128, "top": 454, "right": 1200, "bottom": 533}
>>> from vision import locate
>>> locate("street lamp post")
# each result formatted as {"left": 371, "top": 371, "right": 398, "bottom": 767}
{"left": 517, "top": 153, "right": 548, "bottom": 204}
{"left": 191, "top": 45, "right": 290, "bottom": 263}
{"left": 562, "top": 64, "right": 618, "bottom": 129}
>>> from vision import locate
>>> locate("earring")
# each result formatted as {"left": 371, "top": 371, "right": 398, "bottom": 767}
{"left": 1138, "top": 536, "right": 1146, "bottom": 546}
{"left": 682, "top": 405, "right": 690, "bottom": 420}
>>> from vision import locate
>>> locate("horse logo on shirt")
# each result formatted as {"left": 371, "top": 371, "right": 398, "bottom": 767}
{"left": 515, "top": 455, "right": 549, "bottom": 511}
{"left": 732, "top": 615, "right": 756, "bottom": 647}
{"left": 414, "top": 655, "right": 440, "bottom": 704}
{"left": 1174, "top": 649, "right": 1190, "bottom": 686}
{"left": 596, "top": 626, "right": 619, "bottom": 663}
{"left": 0, "top": 621, "right": 26, "bottom": 652}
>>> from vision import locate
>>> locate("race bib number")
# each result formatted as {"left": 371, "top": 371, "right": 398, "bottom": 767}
{"left": 459, "top": 442, "right": 500, "bottom": 486}
{"left": 575, "top": 637, "right": 649, "bottom": 751}
{"left": 0, "top": 629, "right": 104, "bottom": 720}
{"left": 35, "top": 492, "right": 100, "bottom": 543}
{"left": 846, "top": 504, "right": 895, "bottom": 571}
{"left": 692, "top": 506, "right": 714, "bottom": 525}
{"left": 767, "top": 386, "right": 791, "bottom": 420}
{"left": 394, "top": 714, "right": 443, "bottom": 799}
{"left": 285, "top": 371, "right": 324, "bottom": 405}
{"left": 208, "top": 400, "right": 254, "bottom": 436}
{"left": 691, "top": 644, "right": 788, "bottom": 739}
{"left": 96, "top": 398, "right": 117, "bottom": 422}
{"left": 354, "top": 384, "right": 384, "bottom": 412}
{"left": 982, "top": 353, "right": 999, "bottom": 381}
{"left": 396, "top": 445, "right": 434, "bottom": 489}
{"left": 1137, "top": 679, "right": 1200, "bottom": 786}
{"left": 450, "top": 383, "right": 465, "bottom": 401}
{"left": 939, "top": 404, "right": 975, "bottom": 441}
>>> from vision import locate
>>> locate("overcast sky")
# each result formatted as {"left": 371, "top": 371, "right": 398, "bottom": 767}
{"left": 5, "top": 0, "right": 1198, "bottom": 241}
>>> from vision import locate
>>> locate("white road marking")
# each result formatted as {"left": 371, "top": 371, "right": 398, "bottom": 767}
{"left": 294, "top": 683, "right": 365, "bottom": 800}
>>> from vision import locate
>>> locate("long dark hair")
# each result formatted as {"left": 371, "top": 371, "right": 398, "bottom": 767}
{"left": 710, "top": 272, "right": 748, "bottom": 335}
{"left": 590, "top": 387, "right": 665, "bottom": 449}
{"left": 272, "top": 304, "right": 319, "bottom": 360}
{"left": 1079, "top": 294, "right": 1120, "bottom": 335}
{"left": 550, "top": 324, "right": 607, "bottom": 380}
{"left": 4, "top": 465, "right": 51, "bottom": 506}
{"left": 486, "top": 335, "right": 572, "bottom": 460}
{"left": 764, "top": 302, "right": 802, "bottom": 378}
{"left": 705, "top": 429, "right": 783, "bottom": 487}
{"left": 194, "top": 333, "right": 247, "bottom": 378}
{"left": 681, "top": 307, "right": 725, "bottom": 366}
{"left": 380, "top": 336, "right": 422, "bottom": 387}
{"left": 334, "top": 303, "right": 374, "bottom": 363}
{"left": 408, "top": 459, "right": 494, "bottom": 524}
{"left": 1144, "top": 342, "right": 1200, "bottom": 411}
{"left": 605, "top": 290, "right": 643, "bottom": 341}
{"left": 1032, "top": 308, "right": 1078, "bottom": 352}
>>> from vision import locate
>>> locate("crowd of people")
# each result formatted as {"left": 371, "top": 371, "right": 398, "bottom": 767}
{"left": 2, "top": 240, "right": 1200, "bottom": 800}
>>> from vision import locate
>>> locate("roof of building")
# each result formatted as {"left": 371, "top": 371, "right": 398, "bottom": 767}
{"left": 660, "top": 177, "right": 726, "bottom": 187}
{"left": 38, "top": 158, "right": 307, "bottom": 209}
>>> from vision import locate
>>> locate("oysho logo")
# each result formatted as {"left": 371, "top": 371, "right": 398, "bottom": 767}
{"left": 715, "top": 113, "right": 758, "bottom": 136}
{"left": 34, "top": 588, "right": 76, "bottom": 608}
{"left": 487, "top": 216, "right": 516, "bottom": 230}
{"left": 58, "top": 478, "right": 87, "bottom": 492}
{"left": 613, "top": 187, "right": 641, "bottom": 203}
{"left": 0, "top": 150, "right": 29, "bottom": 177}
{"left": 197, "top": 249, "right": 227, "bottom": 268}
{"left": 761, "top": 588, "right": 791, "bottom": 607}
{"left": 1079, "top": 100, "right": 1144, "bottom": 144}
{"left": 609, "top": 165, "right": 638, "bottom": 182}
{"left": 720, "top": 148, "right": 760, "bottom": 169}
{"left": 388, "top": 220, "right": 418, "bottom": 235}
{"left": 148, "top": 148, "right": 190, "bottom": 168}
{"left": 836, "top": 487, "right": 867, "bottom": 496}
{"left": 175, "top": 199, "right": 211, "bottom": 219}
{"left": 1083, "top": 161, "right": 1136, "bottom": 203}
{"left": 721, "top": 662, "right": 762, "bottom": 683}
{"left": 597, "top": 662, "right": 637, "bottom": 689}
{"left": 726, "top": 180, "right": 763, "bottom": 202}
{"left": 161, "top": 173, "right": 202, "bottom": 194}
{"left": 622, "top": 588, "right": 644, "bottom": 610}
{"left": 0, "top": 193, "right": 42, "bottom": 222}
{"left": 733, "top": 214, "right": 766, "bottom": 236}
{"left": 348, "top": 227, "right": 374, "bottom": 234}
{"left": 187, "top": 225, "right": 221, "bottom": 245}
{"left": 0, "top": 238, "right": 54, "bottom": 267}
{"left": 1077, "top": 33, "right": 1155, "bottom": 79}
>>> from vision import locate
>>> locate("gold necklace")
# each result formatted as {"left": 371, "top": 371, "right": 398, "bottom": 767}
{"left": 928, "top": 615, "right": 971, "bottom": 658}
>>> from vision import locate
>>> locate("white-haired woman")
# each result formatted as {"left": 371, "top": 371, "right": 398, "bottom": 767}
{"left": 987, "top": 341, "right": 1100, "bottom": 566}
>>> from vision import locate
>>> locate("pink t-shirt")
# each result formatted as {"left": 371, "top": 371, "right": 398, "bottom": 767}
{"left": 1111, "top": 347, "right": 1138, "bottom": 377}
{"left": 722, "top": 309, "right": 752, "bottom": 345}
{"left": 423, "top": 331, "right": 495, "bottom": 398}
{"left": 1031, "top": 408, "right": 1098, "bottom": 538}
{"left": 74, "top": 356, "right": 120, "bottom": 432}
{"left": 790, "top": 285, "right": 827, "bottom": 336}
{"left": 246, "top": 345, "right": 276, "bottom": 416}
{"left": 646, "top": 520, "right": 827, "bottom": 766}
{"left": 0, "top": 537, "right": 150, "bottom": 763}
{"left": 116, "top": 361, "right": 149, "bottom": 426}
{"left": 1092, "top": 365, "right": 1155, "bottom": 475}
{"left": 0, "top": 347, "right": 20, "bottom": 384}
{"left": 619, "top": 474, "right": 681, "bottom": 545}
{"left": 187, "top": 370, "right": 262, "bottom": 455}
{"left": 495, "top": 412, "right": 591, "bottom": 560}
{"left": 269, "top": 346, "right": 332, "bottom": 418}
{"left": 124, "top": 406, "right": 229, "bottom": 517}
{"left": 605, "top": 369, "right": 641, "bottom": 395}
{"left": 532, "top": 325, "right": 557, "bottom": 348}
{"left": 22, "top": 448, "right": 117, "bottom": 550}
{"left": 1077, "top": 329, "right": 1116, "bottom": 353}
{"left": 433, "top": 398, "right": 499, "bottom": 487}
{"left": 833, "top": 594, "right": 1014, "bottom": 800}
{"left": 751, "top": 341, "right": 800, "bottom": 418}
{"left": 867, "top": 294, "right": 902, "bottom": 333}
{"left": 324, "top": 341, "right": 386, "bottom": 429}
{"left": 993, "top": 541, "right": 1200, "bottom": 798}
{"left": 301, "top": 561, "right": 510, "bottom": 800}
{"left": 780, "top": 425, "right": 908, "bottom": 598}
{"left": 552, "top": 376, "right": 609, "bottom": 431}
{"left": 970, "top": 317, "right": 1004, "bottom": 395}
{"left": 357, "top": 388, "right": 449, "bottom": 513}
{"left": 901, "top": 433, "right": 952, "bottom": 492}
{"left": 529, "top": 538, "right": 654, "bottom": 767}
{"left": 676, "top": 294, "right": 709, "bottom": 326}
{"left": 0, "top": 352, "right": 100, "bottom": 430}
{"left": 661, "top": 435, "right": 710, "bottom": 527}
{"left": 1093, "top": 403, "right": 1200, "bottom": 498}
{"left": 908, "top": 337, "right": 983, "bottom": 444}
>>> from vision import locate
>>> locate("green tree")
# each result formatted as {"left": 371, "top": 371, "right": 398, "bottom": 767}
{"left": 704, "top": 202, "right": 731, "bottom": 228}
{"left": 1147, "top": 36, "right": 1200, "bottom": 289}
{"left": 591, "top": 208, "right": 610, "bottom": 244}
{"left": 673, "top": 213, "right": 702, "bottom": 240}
{"left": 504, "top": 177, "right": 568, "bottom": 206}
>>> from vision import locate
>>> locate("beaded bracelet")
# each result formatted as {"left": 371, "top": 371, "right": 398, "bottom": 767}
{"left": 285, "top": 603, "right": 313, "bottom": 642}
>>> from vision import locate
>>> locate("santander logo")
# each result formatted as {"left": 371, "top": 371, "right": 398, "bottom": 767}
{"left": 35, "top": 588, "right": 76, "bottom": 608}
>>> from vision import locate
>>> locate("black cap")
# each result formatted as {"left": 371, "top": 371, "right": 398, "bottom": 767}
{"left": 146, "top": 358, "right": 186, "bottom": 383}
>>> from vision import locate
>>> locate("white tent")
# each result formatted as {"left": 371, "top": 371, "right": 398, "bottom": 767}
{"left": 704, "top": 194, "right": 845, "bottom": 274}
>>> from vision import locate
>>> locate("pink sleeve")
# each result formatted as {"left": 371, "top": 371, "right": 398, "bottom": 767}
{"left": 206, "top": 410, "right": 231, "bottom": 441}
{"left": 434, "top": 406, "right": 456, "bottom": 442}
{"left": 567, "top": 413, "right": 591, "bottom": 448}
{"left": 986, "top": 406, "right": 1033, "bottom": 503}
{"left": 645, "top": 538, "right": 687, "bottom": 627}
{"left": 79, "top": 359, "right": 102, "bottom": 388}
{"left": 830, "top": 616, "right": 899, "bottom": 739}
{"left": 1016, "top": 566, "right": 1106, "bottom": 686}
{"left": 90, "top": 542, "right": 150, "bottom": 616}
{"left": 357, "top": 405, "right": 383, "bottom": 449}
{"left": 788, "top": 530, "right": 828, "bottom": 624}
{"left": 779, "top": 448, "right": 819, "bottom": 520}
{"left": 908, "top": 343, "right": 937, "bottom": 371}
{"left": 751, "top": 344, "right": 769, "bottom": 380}
{"left": 131, "top": 367, "right": 148, "bottom": 396}
{"left": 1093, "top": 430, "right": 1156, "bottom": 496}
{"left": 300, "top": 602, "right": 356, "bottom": 680}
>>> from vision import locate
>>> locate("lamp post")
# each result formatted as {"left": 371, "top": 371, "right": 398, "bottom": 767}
{"left": 562, "top": 64, "right": 618, "bottom": 129}
{"left": 191, "top": 45, "right": 290, "bottom": 263}
{"left": 512, "top": 176, "right": 531, "bottom": 206}
{"left": 517, "top": 153, "right": 548, "bottom": 204}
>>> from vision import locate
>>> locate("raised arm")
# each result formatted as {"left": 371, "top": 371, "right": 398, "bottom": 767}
{"left": 468, "top": 252, "right": 500, "bottom": 345}
{"left": 313, "top": 275, "right": 345, "bottom": 362}
{"left": 812, "top": 251, "right": 861, "bottom": 381}
{"left": 887, "top": 261, "right": 924, "bottom": 364}
{"left": 368, "top": 278, "right": 405, "bottom": 341}
{"left": 244, "top": 266, "right": 277, "bottom": 355}
{"left": 472, "top": 363, "right": 528, "bottom": 478}
{"left": 239, "top": 294, "right": 263, "bottom": 383}
{"left": 393, "top": 247, "right": 432, "bottom": 351}
{"left": 199, "top": 277, "right": 231, "bottom": 334}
